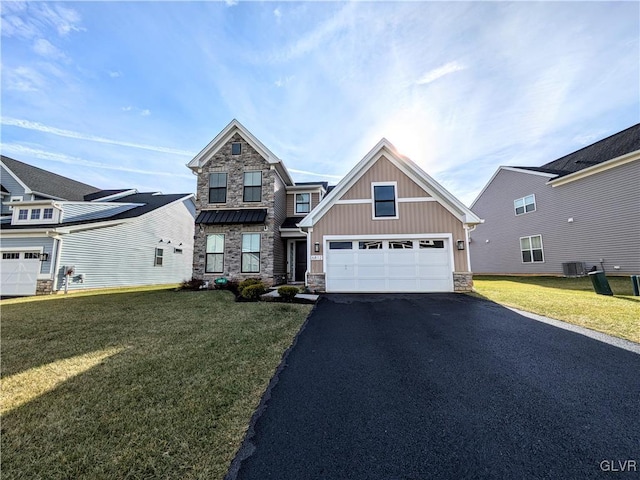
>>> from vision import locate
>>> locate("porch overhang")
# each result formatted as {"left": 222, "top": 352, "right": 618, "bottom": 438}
{"left": 195, "top": 208, "right": 267, "bottom": 225}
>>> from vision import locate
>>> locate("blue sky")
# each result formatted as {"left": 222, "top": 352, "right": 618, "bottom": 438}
{"left": 1, "top": 1, "right": 638, "bottom": 206}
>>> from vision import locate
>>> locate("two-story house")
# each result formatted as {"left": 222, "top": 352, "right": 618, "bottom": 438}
{"left": 470, "top": 124, "right": 640, "bottom": 276}
{"left": 187, "top": 120, "right": 327, "bottom": 286}
{"left": 1, "top": 156, "right": 195, "bottom": 296}
{"left": 188, "top": 120, "right": 482, "bottom": 292}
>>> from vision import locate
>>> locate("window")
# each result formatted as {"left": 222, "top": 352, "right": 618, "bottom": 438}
{"left": 373, "top": 184, "right": 397, "bottom": 218}
{"left": 243, "top": 171, "right": 262, "bottom": 202}
{"left": 18, "top": 209, "right": 28, "bottom": 220}
{"left": 295, "top": 193, "right": 310, "bottom": 214}
{"left": 30, "top": 209, "right": 41, "bottom": 220}
{"left": 9, "top": 196, "right": 23, "bottom": 210}
{"left": 209, "top": 173, "right": 227, "bottom": 204}
{"left": 389, "top": 240, "right": 413, "bottom": 249}
{"left": 241, "top": 233, "right": 261, "bottom": 273}
{"left": 359, "top": 241, "right": 382, "bottom": 249}
{"left": 43, "top": 208, "right": 54, "bottom": 219}
{"left": 154, "top": 248, "right": 164, "bottom": 266}
{"left": 231, "top": 142, "right": 241, "bottom": 155}
{"left": 329, "top": 241, "right": 352, "bottom": 250}
{"left": 514, "top": 195, "right": 536, "bottom": 215}
{"left": 419, "top": 240, "right": 445, "bottom": 249}
{"left": 2, "top": 252, "right": 20, "bottom": 260}
{"left": 520, "top": 235, "right": 544, "bottom": 263}
{"left": 24, "top": 252, "right": 40, "bottom": 259}
{"left": 206, "top": 234, "right": 224, "bottom": 273}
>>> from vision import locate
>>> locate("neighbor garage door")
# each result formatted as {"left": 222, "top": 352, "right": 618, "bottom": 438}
{"left": 1, "top": 251, "right": 40, "bottom": 296}
{"left": 325, "top": 237, "right": 454, "bottom": 293}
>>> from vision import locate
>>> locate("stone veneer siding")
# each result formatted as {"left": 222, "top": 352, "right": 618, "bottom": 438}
{"left": 453, "top": 272, "right": 474, "bottom": 292}
{"left": 36, "top": 279, "right": 53, "bottom": 295}
{"left": 193, "top": 133, "right": 284, "bottom": 285}
{"left": 306, "top": 273, "right": 326, "bottom": 293}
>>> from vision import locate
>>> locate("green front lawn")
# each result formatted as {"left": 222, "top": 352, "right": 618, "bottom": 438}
{"left": 471, "top": 276, "right": 639, "bottom": 343}
{"left": 1, "top": 288, "right": 311, "bottom": 479}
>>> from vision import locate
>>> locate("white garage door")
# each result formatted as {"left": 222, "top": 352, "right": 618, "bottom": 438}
{"left": 1, "top": 251, "right": 40, "bottom": 296}
{"left": 325, "top": 238, "right": 454, "bottom": 293}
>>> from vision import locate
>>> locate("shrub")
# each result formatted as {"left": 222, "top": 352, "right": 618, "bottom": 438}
{"left": 277, "top": 286, "right": 299, "bottom": 303}
{"left": 240, "top": 283, "right": 267, "bottom": 301}
{"left": 238, "top": 278, "right": 262, "bottom": 295}
{"left": 179, "top": 277, "right": 205, "bottom": 291}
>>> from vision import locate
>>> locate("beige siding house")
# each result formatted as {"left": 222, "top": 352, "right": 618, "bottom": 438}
{"left": 299, "top": 139, "right": 482, "bottom": 292}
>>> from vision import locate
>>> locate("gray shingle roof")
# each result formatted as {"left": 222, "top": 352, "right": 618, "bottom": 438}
{"left": 513, "top": 124, "right": 640, "bottom": 178}
{"left": 1, "top": 156, "right": 101, "bottom": 201}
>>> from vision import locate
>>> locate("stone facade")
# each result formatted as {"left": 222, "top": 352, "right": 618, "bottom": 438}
{"left": 35, "top": 279, "right": 53, "bottom": 295}
{"left": 193, "top": 133, "right": 285, "bottom": 286}
{"left": 453, "top": 272, "right": 474, "bottom": 292}
{"left": 306, "top": 273, "right": 326, "bottom": 293}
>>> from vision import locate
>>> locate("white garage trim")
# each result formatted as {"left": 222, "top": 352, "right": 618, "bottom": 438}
{"left": 323, "top": 233, "right": 454, "bottom": 293}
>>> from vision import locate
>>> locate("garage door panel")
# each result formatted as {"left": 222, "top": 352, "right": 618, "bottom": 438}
{"left": 325, "top": 237, "right": 454, "bottom": 293}
{"left": 1, "top": 254, "right": 39, "bottom": 296}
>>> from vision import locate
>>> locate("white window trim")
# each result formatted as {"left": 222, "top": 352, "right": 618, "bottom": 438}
{"left": 520, "top": 234, "right": 545, "bottom": 264}
{"left": 241, "top": 233, "right": 261, "bottom": 273}
{"left": 208, "top": 172, "right": 228, "bottom": 204}
{"left": 295, "top": 192, "right": 312, "bottom": 214}
{"left": 514, "top": 194, "right": 536, "bottom": 216}
{"left": 8, "top": 196, "right": 23, "bottom": 210}
{"left": 371, "top": 181, "right": 399, "bottom": 220}
{"left": 205, "top": 233, "right": 225, "bottom": 274}
{"left": 154, "top": 247, "right": 164, "bottom": 267}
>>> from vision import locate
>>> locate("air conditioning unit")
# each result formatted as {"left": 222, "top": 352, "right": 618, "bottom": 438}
{"left": 562, "top": 262, "right": 586, "bottom": 278}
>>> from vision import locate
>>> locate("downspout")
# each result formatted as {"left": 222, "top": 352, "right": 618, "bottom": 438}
{"left": 464, "top": 224, "right": 477, "bottom": 272}
{"left": 46, "top": 231, "right": 63, "bottom": 292}
{"left": 299, "top": 226, "right": 311, "bottom": 287}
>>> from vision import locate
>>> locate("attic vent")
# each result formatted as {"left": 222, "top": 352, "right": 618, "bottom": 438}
{"left": 562, "top": 262, "right": 586, "bottom": 278}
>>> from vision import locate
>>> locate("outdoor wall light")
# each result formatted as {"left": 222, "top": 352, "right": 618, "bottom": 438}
{"left": 314, "top": 242, "right": 320, "bottom": 253}
{"left": 456, "top": 240, "right": 465, "bottom": 250}
{"left": 39, "top": 253, "right": 49, "bottom": 262}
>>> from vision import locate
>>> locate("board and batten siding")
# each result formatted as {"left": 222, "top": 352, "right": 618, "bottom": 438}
{"left": 0, "top": 236, "right": 56, "bottom": 275}
{"left": 57, "top": 199, "right": 195, "bottom": 291}
{"left": 470, "top": 160, "right": 640, "bottom": 275}
{"left": 341, "top": 156, "right": 431, "bottom": 200}
{"left": 272, "top": 172, "right": 287, "bottom": 278}
{"left": 309, "top": 199, "right": 468, "bottom": 273}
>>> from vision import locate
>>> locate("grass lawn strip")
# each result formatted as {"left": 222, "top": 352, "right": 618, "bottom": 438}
{"left": 1, "top": 289, "right": 311, "bottom": 479}
{"left": 471, "top": 276, "right": 639, "bottom": 343}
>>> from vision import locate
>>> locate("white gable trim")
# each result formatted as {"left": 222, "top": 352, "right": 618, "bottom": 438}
{"left": 469, "top": 166, "right": 557, "bottom": 209}
{"left": 0, "top": 160, "right": 32, "bottom": 195}
{"left": 186, "top": 119, "right": 294, "bottom": 185}
{"left": 299, "top": 139, "right": 481, "bottom": 228}
{"left": 548, "top": 150, "right": 640, "bottom": 187}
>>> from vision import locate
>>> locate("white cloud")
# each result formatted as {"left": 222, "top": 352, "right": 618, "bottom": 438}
{"left": 1, "top": 118, "right": 195, "bottom": 156}
{"left": 121, "top": 106, "right": 133, "bottom": 111}
{"left": 3, "top": 66, "right": 46, "bottom": 92}
{"left": 32, "top": 38, "right": 67, "bottom": 60}
{"left": 288, "top": 168, "right": 342, "bottom": 180}
{"left": 1, "top": 144, "right": 194, "bottom": 179}
{"left": 416, "top": 61, "right": 466, "bottom": 86}
{"left": 225, "top": 0, "right": 239, "bottom": 6}
{"left": 274, "top": 8, "right": 282, "bottom": 19}
{"left": 0, "top": 2, "right": 84, "bottom": 39}
{"left": 140, "top": 109, "right": 151, "bottom": 116}
{"left": 274, "top": 76, "right": 294, "bottom": 88}
{"left": 109, "top": 71, "right": 122, "bottom": 78}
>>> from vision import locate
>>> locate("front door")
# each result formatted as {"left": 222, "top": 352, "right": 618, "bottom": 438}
{"left": 295, "top": 241, "right": 307, "bottom": 282}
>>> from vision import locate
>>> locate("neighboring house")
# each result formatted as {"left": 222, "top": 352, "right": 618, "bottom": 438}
{"left": 188, "top": 120, "right": 482, "bottom": 293}
{"left": 470, "top": 124, "right": 640, "bottom": 276}
{"left": 299, "top": 139, "right": 482, "bottom": 293}
{"left": 1, "top": 156, "right": 195, "bottom": 296}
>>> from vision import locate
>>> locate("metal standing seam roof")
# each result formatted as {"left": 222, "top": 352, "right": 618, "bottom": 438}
{"left": 195, "top": 209, "right": 267, "bottom": 225}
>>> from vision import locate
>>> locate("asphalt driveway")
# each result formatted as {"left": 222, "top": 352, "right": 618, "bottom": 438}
{"left": 227, "top": 294, "right": 640, "bottom": 479}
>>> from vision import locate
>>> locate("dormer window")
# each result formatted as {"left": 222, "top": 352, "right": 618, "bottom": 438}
{"left": 295, "top": 193, "right": 310, "bottom": 214}
{"left": 231, "top": 142, "right": 241, "bottom": 155}
{"left": 18, "top": 209, "right": 28, "bottom": 220}
{"left": 30, "top": 209, "right": 41, "bottom": 220}
{"left": 43, "top": 208, "right": 54, "bottom": 220}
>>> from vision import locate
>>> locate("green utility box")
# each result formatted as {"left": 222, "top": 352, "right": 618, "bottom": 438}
{"left": 588, "top": 271, "right": 613, "bottom": 296}
{"left": 214, "top": 277, "right": 228, "bottom": 286}
{"left": 631, "top": 275, "right": 640, "bottom": 296}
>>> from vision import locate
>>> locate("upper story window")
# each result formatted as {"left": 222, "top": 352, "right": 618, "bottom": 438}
{"left": 231, "top": 142, "right": 242, "bottom": 155}
{"left": 372, "top": 183, "right": 397, "bottom": 218}
{"left": 514, "top": 194, "right": 536, "bottom": 215}
{"left": 18, "top": 209, "right": 28, "bottom": 220}
{"left": 43, "top": 208, "right": 54, "bottom": 220}
{"left": 154, "top": 248, "right": 164, "bottom": 266}
{"left": 209, "top": 173, "right": 227, "bottom": 203}
{"left": 243, "top": 171, "right": 262, "bottom": 202}
{"left": 520, "top": 235, "right": 544, "bottom": 263}
{"left": 295, "top": 193, "right": 310, "bottom": 214}
{"left": 30, "top": 208, "right": 41, "bottom": 220}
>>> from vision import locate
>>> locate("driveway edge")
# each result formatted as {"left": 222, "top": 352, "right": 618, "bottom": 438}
{"left": 224, "top": 297, "right": 323, "bottom": 480}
